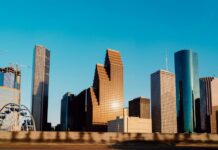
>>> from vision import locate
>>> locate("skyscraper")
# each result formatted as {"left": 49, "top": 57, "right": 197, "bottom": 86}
{"left": 76, "top": 49, "right": 124, "bottom": 131}
{"left": 32, "top": 45, "right": 50, "bottom": 131}
{"left": 175, "top": 50, "right": 200, "bottom": 133}
{"left": 87, "top": 49, "right": 124, "bottom": 131}
{"left": 151, "top": 70, "right": 177, "bottom": 133}
{"left": 129, "top": 97, "right": 151, "bottom": 119}
{"left": 200, "top": 77, "right": 218, "bottom": 133}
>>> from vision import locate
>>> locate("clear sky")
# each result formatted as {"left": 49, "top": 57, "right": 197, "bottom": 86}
{"left": 0, "top": 0, "right": 218, "bottom": 126}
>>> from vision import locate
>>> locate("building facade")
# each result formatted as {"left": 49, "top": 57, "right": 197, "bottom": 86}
{"left": 31, "top": 45, "right": 50, "bottom": 131}
{"left": 61, "top": 89, "right": 87, "bottom": 132}
{"left": 108, "top": 117, "right": 152, "bottom": 133}
{"left": 108, "top": 109, "right": 152, "bottom": 133}
{"left": 175, "top": 50, "right": 200, "bottom": 133}
{"left": 75, "top": 49, "right": 124, "bottom": 131}
{"left": 151, "top": 70, "right": 177, "bottom": 133}
{"left": 0, "top": 67, "right": 21, "bottom": 110}
{"left": 129, "top": 97, "right": 150, "bottom": 119}
{"left": 200, "top": 77, "right": 218, "bottom": 133}
{"left": 0, "top": 67, "right": 21, "bottom": 90}
{"left": 60, "top": 92, "right": 75, "bottom": 131}
{"left": 75, "top": 89, "right": 88, "bottom": 131}
{"left": 87, "top": 49, "right": 124, "bottom": 131}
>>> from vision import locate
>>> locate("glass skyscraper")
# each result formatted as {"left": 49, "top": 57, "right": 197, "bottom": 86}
{"left": 32, "top": 45, "right": 50, "bottom": 131}
{"left": 75, "top": 49, "right": 124, "bottom": 132}
{"left": 175, "top": 50, "right": 200, "bottom": 133}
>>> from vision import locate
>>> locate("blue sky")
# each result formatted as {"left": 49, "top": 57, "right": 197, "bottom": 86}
{"left": 0, "top": 0, "right": 218, "bottom": 126}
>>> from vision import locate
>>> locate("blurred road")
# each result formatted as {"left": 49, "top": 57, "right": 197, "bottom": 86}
{"left": 0, "top": 143, "right": 218, "bottom": 150}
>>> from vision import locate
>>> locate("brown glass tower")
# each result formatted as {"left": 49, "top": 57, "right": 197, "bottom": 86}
{"left": 86, "top": 49, "right": 124, "bottom": 131}
{"left": 32, "top": 45, "right": 50, "bottom": 131}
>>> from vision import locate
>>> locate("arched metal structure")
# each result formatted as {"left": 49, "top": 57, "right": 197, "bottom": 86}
{"left": 0, "top": 103, "right": 36, "bottom": 131}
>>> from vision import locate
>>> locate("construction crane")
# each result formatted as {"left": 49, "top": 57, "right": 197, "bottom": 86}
{"left": 9, "top": 63, "right": 31, "bottom": 72}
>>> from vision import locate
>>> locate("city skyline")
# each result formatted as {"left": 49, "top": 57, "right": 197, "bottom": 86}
{"left": 1, "top": 48, "right": 218, "bottom": 127}
{"left": 1, "top": 0, "right": 218, "bottom": 126}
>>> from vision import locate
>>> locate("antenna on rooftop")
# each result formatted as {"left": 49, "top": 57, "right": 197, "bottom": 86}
{"left": 165, "top": 49, "right": 169, "bottom": 71}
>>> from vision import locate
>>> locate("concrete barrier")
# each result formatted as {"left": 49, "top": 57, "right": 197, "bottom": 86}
{"left": 0, "top": 132, "right": 218, "bottom": 144}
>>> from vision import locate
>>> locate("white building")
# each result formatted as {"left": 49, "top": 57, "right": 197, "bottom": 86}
{"left": 108, "top": 116, "right": 152, "bottom": 133}
{"left": 151, "top": 70, "right": 177, "bottom": 133}
{"left": 0, "top": 87, "right": 20, "bottom": 110}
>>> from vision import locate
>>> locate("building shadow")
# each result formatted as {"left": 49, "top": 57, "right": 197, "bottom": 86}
{"left": 108, "top": 141, "right": 173, "bottom": 150}
{"left": 108, "top": 141, "right": 218, "bottom": 150}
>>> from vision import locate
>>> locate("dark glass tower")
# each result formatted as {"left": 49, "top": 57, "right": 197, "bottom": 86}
{"left": 129, "top": 97, "right": 151, "bottom": 119}
{"left": 60, "top": 92, "right": 75, "bottom": 131}
{"left": 175, "top": 50, "right": 200, "bottom": 133}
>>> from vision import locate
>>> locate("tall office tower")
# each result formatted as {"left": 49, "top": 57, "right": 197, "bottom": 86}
{"left": 175, "top": 50, "right": 200, "bottom": 133}
{"left": 129, "top": 97, "right": 150, "bottom": 119}
{"left": 151, "top": 70, "right": 177, "bottom": 133}
{"left": 200, "top": 77, "right": 218, "bottom": 133}
{"left": 32, "top": 45, "right": 50, "bottom": 131}
{"left": 60, "top": 92, "right": 75, "bottom": 131}
{"left": 76, "top": 49, "right": 124, "bottom": 131}
{"left": 0, "top": 67, "right": 21, "bottom": 109}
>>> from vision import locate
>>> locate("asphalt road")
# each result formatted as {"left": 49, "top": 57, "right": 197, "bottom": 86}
{"left": 0, "top": 143, "right": 218, "bottom": 150}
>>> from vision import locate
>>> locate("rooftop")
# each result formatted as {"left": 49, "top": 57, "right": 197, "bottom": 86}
{"left": 107, "top": 48, "right": 120, "bottom": 53}
{"left": 0, "top": 67, "right": 21, "bottom": 75}
{"left": 151, "top": 69, "right": 174, "bottom": 75}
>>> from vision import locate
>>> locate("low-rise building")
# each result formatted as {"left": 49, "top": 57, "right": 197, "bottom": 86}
{"left": 129, "top": 97, "right": 150, "bottom": 119}
{"left": 108, "top": 108, "right": 152, "bottom": 133}
{"left": 108, "top": 116, "right": 152, "bottom": 133}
